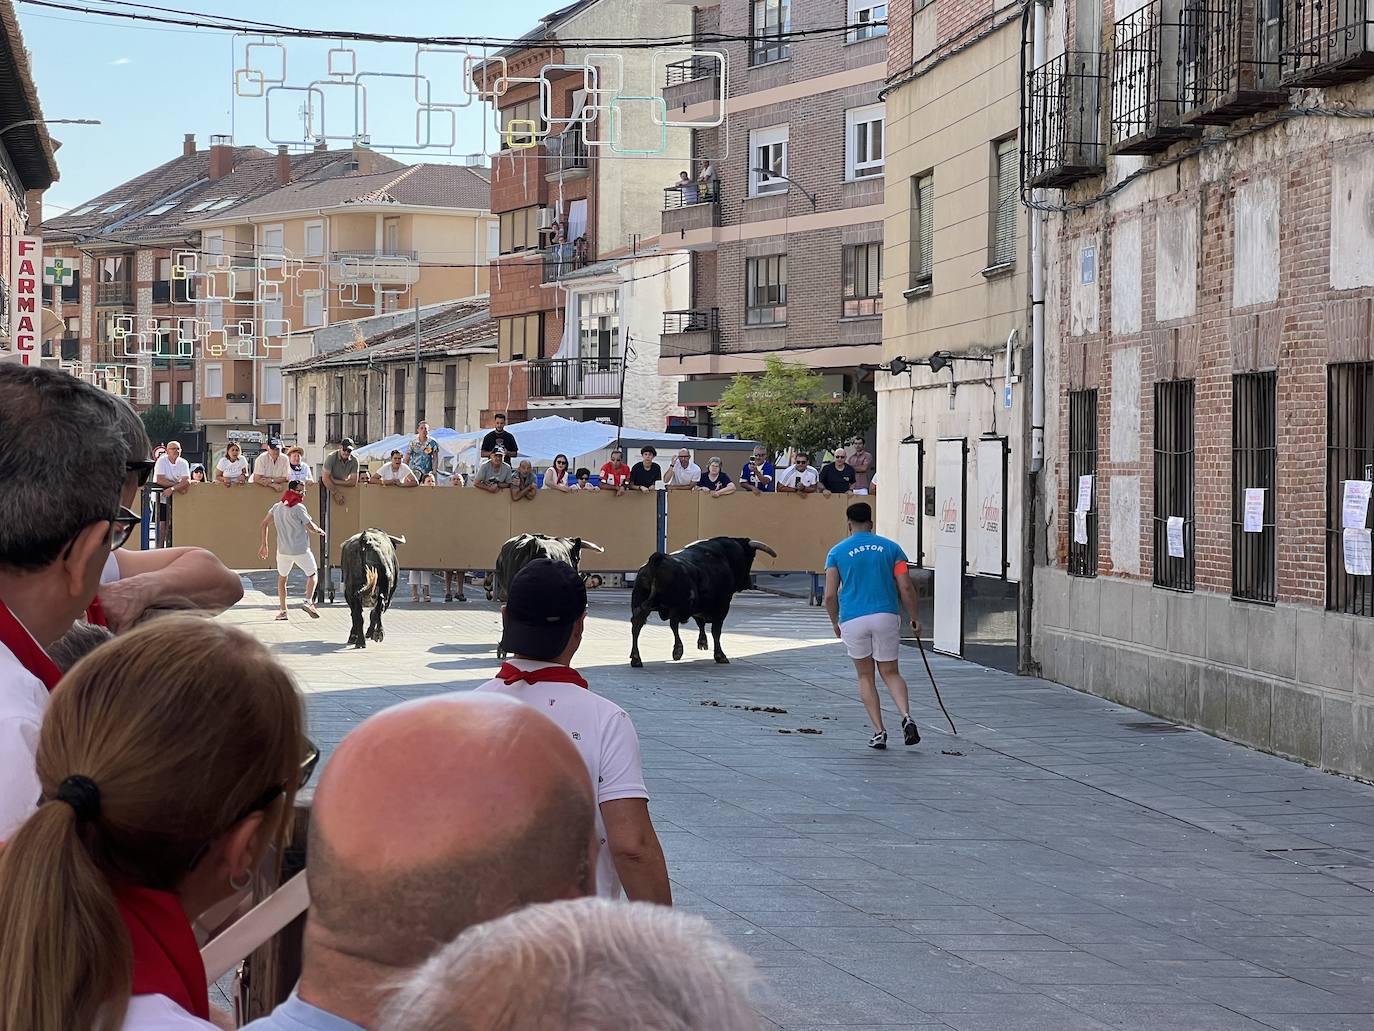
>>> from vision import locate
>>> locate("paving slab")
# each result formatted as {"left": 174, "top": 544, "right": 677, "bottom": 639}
{"left": 226, "top": 575, "right": 1374, "bottom": 1029}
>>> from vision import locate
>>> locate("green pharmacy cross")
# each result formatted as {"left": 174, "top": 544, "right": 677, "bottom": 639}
{"left": 42, "top": 257, "right": 76, "bottom": 287}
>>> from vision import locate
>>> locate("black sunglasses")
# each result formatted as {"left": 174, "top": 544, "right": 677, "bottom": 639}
{"left": 188, "top": 738, "right": 320, "bottom": 871}
{"left": 127, "top": 458, "right": 155, "bottom": 488}
{"left": 110, "top": 507, "right": 141, "bottom": 551}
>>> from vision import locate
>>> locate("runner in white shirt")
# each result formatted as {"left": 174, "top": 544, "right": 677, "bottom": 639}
{"left": 473, "top": 559, "right": 670, "bottom": 904}
{"left": 214, "top": 442, "right": 250, "bottom": 486}
{"left": 664, "top": 448, "right": 701, "bottom": 489}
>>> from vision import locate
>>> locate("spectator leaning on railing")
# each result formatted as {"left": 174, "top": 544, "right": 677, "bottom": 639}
{"left": 776, "top": 452, "right": 820, "bottom": 495}
{"left": 473, "top": 446, "right": 515, "bottom": 493}
{"left": 628, "top": 447, "right": 663, "bottom": 494}
{"left": 511, "top": 459, "right": 538, "bottom": 502}
{"left": 665, "top": 448, "right": 700, "bottom": 490}
{"left": 374, "top": 450, "right": 418, "bottom": 487}
{"left": 599, "top": 448, "right": 632, "bottom": 492}
{"left": 215, "top": 442, "right": 250, "bottom": 487}
{"left": 322, "top": 438, "right": 361, "bottom": 506}
{"left": 739, "top": 446, "right": 775, "bottom": 494}
{"left": 253, "top": 437, "right": 292, "bottom": 491}
{"left": 542, "top": 453, "right": 575, "bottom": 491}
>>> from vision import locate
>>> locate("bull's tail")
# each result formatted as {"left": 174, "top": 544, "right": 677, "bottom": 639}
{"left": 360, "top": 566, "right": 380, "bottom": 608}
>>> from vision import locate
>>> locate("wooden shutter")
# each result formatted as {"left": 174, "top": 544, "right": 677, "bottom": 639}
{"left": 994, "top": 139, "right": 1018, "bottom": 265}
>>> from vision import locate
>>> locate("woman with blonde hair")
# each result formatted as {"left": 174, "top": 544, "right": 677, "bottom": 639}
{"left": 0, "top": 616, "right": 310, "bottom": 1031}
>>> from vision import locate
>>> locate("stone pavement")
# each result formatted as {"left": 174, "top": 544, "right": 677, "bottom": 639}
{"left": 229, "top": 573, "right": 1374, "bottom": 1030}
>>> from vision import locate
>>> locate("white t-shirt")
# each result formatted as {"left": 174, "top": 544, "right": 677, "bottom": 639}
{"left": 121, "top": 994, "right": 217, "bottom": 1030}
{"left": 253, "top": 451, "right": 292, "bottom": 483}
{"left": 0, "top": 631, "right": 51, "bottom": 840}
{"left": 665, "top": 461, "right": 701, "bottom": 487}
{"left": 472, "top": 661, "right": 648, "bottom": 899}
{"left": 541, "top": 467, "right": 574, "bottom": 489}
{"left": 216, "top": 457, "right": 249, "bottom": 482}
{"left": 379, "top": 462, "right": 415, "bottom": 484}
{"left": 287, "top": 462, "right": 314, "bottom": 483}
{"left": 776, "top": 464, "right": 819, "bottom": 489}
{"left": 101, "top": 552, "right": 122, "bottom": 585}
{"left": 154, "top": 456, "right": 191, "bottom": 485}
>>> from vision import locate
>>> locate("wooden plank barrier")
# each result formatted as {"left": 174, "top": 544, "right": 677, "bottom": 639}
{"left": 691, "top": 492, "right": 855, "bottom": 573}
{"left": 169, "top": 485, "right": 284, "bottom": 570}
{"left": 666, "top": 490, "right": 701, "bottom": 554}
{"left": 357, "top": 487, "right": 513, "bottom": 570}
{"left": 324, "top": 484, "right": 363, "bottom": 560}
{"left": 508, "top": 490, "right": 659, "bottom": 573}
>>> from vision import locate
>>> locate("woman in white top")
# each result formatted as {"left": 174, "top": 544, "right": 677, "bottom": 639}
{"left": 0, "top": 618, "right": 308, "bottom": 1031}
{"left": 541, "top": 453, "right": 575, "bottom": 491}
{"left": 215, "top": 443, "right": 250, "bottom": 487}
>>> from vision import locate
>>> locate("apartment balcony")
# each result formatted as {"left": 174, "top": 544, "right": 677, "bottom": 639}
{"left": 1280, "top": 0, "right": 1374, "bottom": 85}
{"left": 663, "top": 55, "right": 722, "bottom": 110}
{"left": 662, "top": 182, "right": 720, "bottom": 239}
{"left": 96, "top": 282, "right": 132, "bottom": 306}
{"left": 542, "top": 241, "right": 591, "bottom": 283}
{"left": 660, "top": 309, "right": 720, "bottom": 358}
{"left": 527, "top": 356, "right": 622, "bottom": 401}
{"left": 1178, "top": 0, "right": 1287, "bottom": 123}
{"left": 329, "top": 250, "right": 421, "bottom": 286}
{"left": 544, "top": 130, "right": 590, "bottom": 182}
{"left": 1110, "top": 0, "right": 1203, "bottom": 154}
{"left": 1024, "top": 51, "right": 1107, "bottom": 188}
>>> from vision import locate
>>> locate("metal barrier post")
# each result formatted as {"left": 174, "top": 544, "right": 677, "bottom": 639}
{"left": 656, "top": 489, "right": 667, "bottom": 554}
{"left": 315, "top": 483, "right": 330, "bottom": 604}
{"left": 139, "top": 485, "right": 153, "bottom": 550}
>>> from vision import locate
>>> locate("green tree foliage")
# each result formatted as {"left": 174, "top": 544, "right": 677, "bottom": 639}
{"left": 715, "top": 356, "right": 874, "bottom": 456}
{"left": 139, "top": 406, "right": 180, "bottom": 447}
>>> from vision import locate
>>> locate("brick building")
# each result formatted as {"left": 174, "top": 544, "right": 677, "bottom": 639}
{"left": 877, "top": 0, "right": 1030, "bottom": 672}
{"left": 479, "top": 0, "right": 690, "bottom": 429}
{"left": 1025, "top": 0, "right": 1374, "bottom": 778}
{"left": 656, "top": 0, "right": 887, "bottom": 433}
{"left": 0, "top": 0, "right": 57, "bottom": 362}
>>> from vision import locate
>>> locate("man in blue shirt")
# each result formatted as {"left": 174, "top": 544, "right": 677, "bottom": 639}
{"left": 824, "top": 501, "right": 922, "bottom": 750}
{"left": 739, "top": 445, "right": 775, "bottom": 493}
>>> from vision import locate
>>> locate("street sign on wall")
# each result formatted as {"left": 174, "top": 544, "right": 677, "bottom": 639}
{"left": 8, "top": 236, "right": 42, "bottom": 365}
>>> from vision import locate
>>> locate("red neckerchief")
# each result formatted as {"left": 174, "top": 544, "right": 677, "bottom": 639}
{"left": 281, "top": 489, "right": 304, "bottom": 508}
{"left": 496, "top": 662, "right": 588, "bottom": 690}
{"left": 0, "top": 596, "right": 62, "bottom": 692}
{"left": 86, "top": 595, "right": 109, "bottom": 629}
{"left": 114, "top": 885, "right": 210, "bottom": 1020}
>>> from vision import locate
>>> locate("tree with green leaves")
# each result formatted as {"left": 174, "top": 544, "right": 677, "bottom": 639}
{"left": 715, "top": 356, "right": 825, "bottom": 455}
{"left": 139, "top": 405, "right": 180, "bottom": 447}
{"left": 793, "top": 392, "right": 876, "bottom": 458}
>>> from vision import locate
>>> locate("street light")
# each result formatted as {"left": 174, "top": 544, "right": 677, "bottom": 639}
{"left": 0, "top": 118, "right": 101, "bottom": 137}
{"left": 750, "top": 167, "right": 818, "bottom": 210}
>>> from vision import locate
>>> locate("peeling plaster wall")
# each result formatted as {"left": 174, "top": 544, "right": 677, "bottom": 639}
{"left": 1111, "top": 218, "right": 1141, "bottom": 335}
{"left": 1331, "top": 149, "right": 1374, "bottom": 290}
{"left": 1110, "top": 346, "right": 1140, "bottom": 463}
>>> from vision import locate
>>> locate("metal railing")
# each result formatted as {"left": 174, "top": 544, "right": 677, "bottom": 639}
{"left": 542, "top": 242, "right": 589, "bottom": 283}
{"left": 1280, "top": 0, "right": 1374, "bottom": 83}
{"left": 1178, "top": 0, "right": 1286, "bottom": 119}
{"left": 1025, "top": 51, "right": 1107, "bottom": 188}
{"left": 1068, "top": 389, "right": 1098, "bottom": 578}
{"left": 1232, "top": 371, "right": 1277, "bottom": 604}
{"left": 1111, "top": 0, "right": 1200, "bottom": 151}
{"left": 96, "top": 281, "right": 133, "bottom": 305}
{"left": 663, "top": 180, "right": 719, "bottom": 210}
{"left": 1327, "top": 362, "right": 1374, "bottom": 615}
{"left": 330, "top": 248, "right": 419, "bottom": 261}
{"left": 661, "top": 309, "right": 720, "bottom": 356}
{"left": 545, "top": 130, "right": 590, "bottom": 171}
{"left": 527, "top": 356, "right": 622, "bottom": 399}
{"left": 664, "top": 56, "right": 719, "bottom": 87}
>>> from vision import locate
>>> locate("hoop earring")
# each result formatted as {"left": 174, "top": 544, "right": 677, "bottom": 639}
{"left": 229, "top": 870, "right": 252, "bottom": 892}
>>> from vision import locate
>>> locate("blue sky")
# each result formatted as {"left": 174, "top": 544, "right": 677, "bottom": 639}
{"left": 17, "top": 0, "right": 554, "bottom": 213}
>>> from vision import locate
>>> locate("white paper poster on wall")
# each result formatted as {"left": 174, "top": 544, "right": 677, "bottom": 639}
{"left": 1166, "top": 516, "right": 1185, "bottom": 558}
{"left": 1342, "top": 480, "right": 1371, "bottom": 530}
{"left": 1344, "top": 528, "right": 1372, "bottom": 576}
{"left": 933, "top": 439, "right": 965, "bottom": 656}
{"left": 894, "top": 440, "right": 923, "bottom": 565}
{"left": 975, "top": 437, "right": 1006, "bottom": 578}
{"left": 1243, "top": 488, "right": 1265, "bottom": 533}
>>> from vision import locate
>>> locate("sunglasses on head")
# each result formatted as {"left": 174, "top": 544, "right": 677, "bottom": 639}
{"left": 127, "top": 459, "right": 155, "bottom": 488}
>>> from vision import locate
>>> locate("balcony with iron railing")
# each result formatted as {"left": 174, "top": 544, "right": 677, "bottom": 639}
{"left": 1280, "top": 0, "right": 1374, "bottom": 85}
{"left": 1110, "top": 0, "right": 1203, "bottom": 153}
{"left": 527, "top": 356, "right": 622, "bottom": 400}
{"left": 660, "top": 309, "right": 720, "bottom": 358}
{"left": 96, "top": 281, "right": 133, "bottom": 306}
{"left": 542, "top": 241, "right": 592, "bottom": 283}
{"left": 1178, "top": 0, "right": 1287, "bottom": 123}
{"left": 544, "top": 130, "right": 590, "bottom": 182}
{"left": 663, "top": 55, "right": 723, "bottom": 109}
{"left": 662, "top": 180, "right": 721, "bottom": 238}
{"left": 1024, "top": 51, "right": 1107, "bottom": 188}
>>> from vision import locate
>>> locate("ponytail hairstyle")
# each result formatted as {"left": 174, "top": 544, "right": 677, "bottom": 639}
{"left": 0, "top": 617, "right": 305, "bottom": 1031}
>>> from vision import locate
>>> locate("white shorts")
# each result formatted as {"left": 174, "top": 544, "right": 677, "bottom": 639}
{"left": 840, "top": 612, "right": 901, "bottom": 662}
{"left": 276, "top": 552, "right": 318, "bottom": 578}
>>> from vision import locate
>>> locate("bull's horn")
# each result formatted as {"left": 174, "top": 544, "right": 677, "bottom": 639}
{"left": 749, "top": 540, "right": 778, "bottom": 558}
{"left": 577, "top": 538, "right": 606, "bottom": 553}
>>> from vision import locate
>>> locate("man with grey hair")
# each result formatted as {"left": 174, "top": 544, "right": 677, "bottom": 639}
{"left": 0, "top": 364, "right": 134, "bottom": 837}
{"left": 242, "top": 693, "right": 598, "bottom": 1031}
{"left": 379, "top": 897, "right": 760, "bottom": 1031}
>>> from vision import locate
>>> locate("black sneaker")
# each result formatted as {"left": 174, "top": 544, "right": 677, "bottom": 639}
{"left": 868, "top": 730, "right": 888, "bottom": 750}
{"left": 902, "top": 715, "right": 920, "bottom": 746}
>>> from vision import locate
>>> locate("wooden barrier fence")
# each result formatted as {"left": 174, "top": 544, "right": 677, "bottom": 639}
{"left": 167, "top": 484, "right": 860, "bottom": 578}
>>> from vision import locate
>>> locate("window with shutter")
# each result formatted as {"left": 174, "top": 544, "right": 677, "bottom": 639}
{"left": 909, "top": 173, "right": 934, "bottom": 289}
{"left": 991, "top": 138, "right": 1019, "bottom": 267}
{"left": 842, "top": 243, "right": 882, "bottom": 317}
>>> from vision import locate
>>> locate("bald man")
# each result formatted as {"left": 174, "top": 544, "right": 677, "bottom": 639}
{"left": 242, "top": 694, "right": 598, "bottom": 1031}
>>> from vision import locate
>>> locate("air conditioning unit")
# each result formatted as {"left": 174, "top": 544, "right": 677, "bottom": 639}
{"left": 226, "top": 392, "right": 250, "bottom": 403}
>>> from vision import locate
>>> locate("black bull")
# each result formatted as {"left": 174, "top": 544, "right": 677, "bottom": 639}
{"left": 629, "top": 537, "right": 777, "bottom": 668}
{"left": 492, "top": 533, "right": 604, "bottom": 658}
{"left": 341, "top": 528, "right": 405, "bottom": 648}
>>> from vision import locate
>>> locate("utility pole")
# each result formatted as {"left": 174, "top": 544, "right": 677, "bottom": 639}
{"left": 413, "top": 294, "right": 422, "bottom": 426}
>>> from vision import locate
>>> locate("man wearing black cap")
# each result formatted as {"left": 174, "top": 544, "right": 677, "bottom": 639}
{"left": 474, "top": 559, "right": 671, "bottom": 905}
{"left": 322, "top": 438, "right": 362, "bottom": 506}
{"left": 253, "top": 436, "right": 293, "bottom": 491}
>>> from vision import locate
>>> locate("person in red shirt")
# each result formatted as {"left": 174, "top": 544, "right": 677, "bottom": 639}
{"left": 598, "top": 447, "right": 633, "bottom": 495}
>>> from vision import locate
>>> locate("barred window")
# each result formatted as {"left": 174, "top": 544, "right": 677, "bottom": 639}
{"left": 746, "top": 255, "right": 787, "bottom": 325}
{"left": 1327, "top": 362, "right": 1374, "bottom": 614}
{"left": 990, "top": 137, "right": 1018, "bottom": 267}
{"left": 1232, "top": 371, "right": 1277, "bottom": 603}
{"left": 1153, "top": 380, "right": 1195, "bottom": 591}
{"left": 909, "top": 172, "right": 933, "bottom": 290}
{"left": 393, "top": 368, "right": 407, "bottom": 436}
{"left": 842, "top": 244, "right": 882, "bottom": 317}
{"left": 1068, "top": 389, "right": 1098, "bottom": 577}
